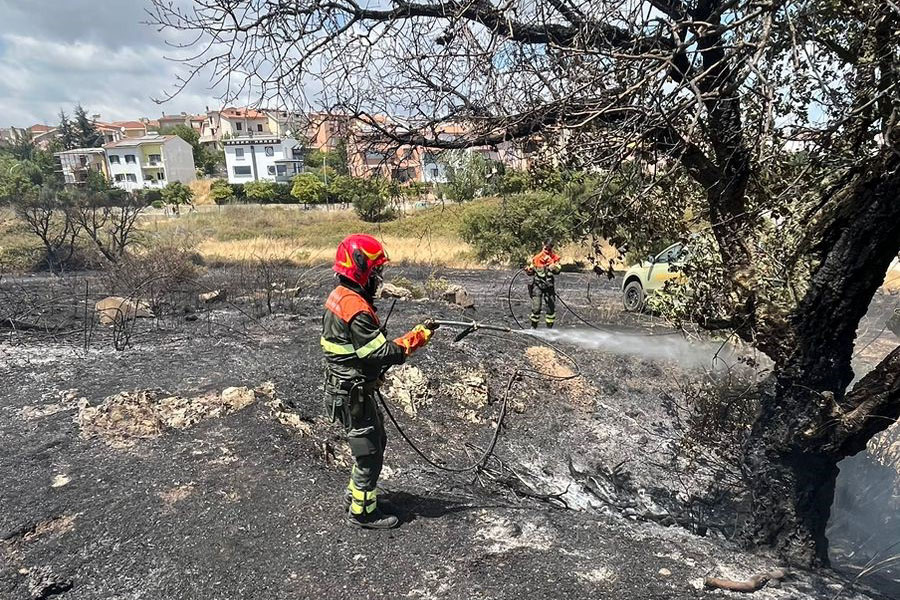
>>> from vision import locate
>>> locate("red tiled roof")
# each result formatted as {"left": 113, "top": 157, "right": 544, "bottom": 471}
{"left": 29, "top": 124, "right": 52, "bottom": 133}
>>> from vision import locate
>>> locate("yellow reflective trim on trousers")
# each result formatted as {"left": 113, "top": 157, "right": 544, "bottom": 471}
{"left": 321, "top": 337, "right": 355, "bottom": 355}
{"left": 355, "top": 333, "right": 387, "bottom": 358}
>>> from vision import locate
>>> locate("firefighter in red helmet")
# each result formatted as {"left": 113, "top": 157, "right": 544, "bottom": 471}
{"left": 321, "top": 234, "right": 438, "bottom": 529}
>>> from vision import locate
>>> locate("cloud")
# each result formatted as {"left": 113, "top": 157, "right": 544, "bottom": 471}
{"left": 0, "top": 0, "right": 221, "bottom": 126}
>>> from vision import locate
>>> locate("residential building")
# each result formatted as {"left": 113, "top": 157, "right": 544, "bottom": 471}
{"left": 304, "top": 112, "right": 352, "bottom": 151}
{"left": 27, "top": 124, "right": 58, "bottom": 150}
{"left": 104, "top": 135, "right": 195, "bottom": 191}
{"left": 54, "top": 148, "right": 109, "bottom": 185}
{"left": 200, "top": 107, "right": 272, "bottom": 146}
{"left": 108, "top": 121, "right": 148, "bottom": 139}
{"left": 0, "top": 126, "right": 26, "bottom": 146}
{"left": 223, "top": 136, "right": 305, "bottom": 184}
{"left": 158, "top": 112, "right": 205, "bottom": 132}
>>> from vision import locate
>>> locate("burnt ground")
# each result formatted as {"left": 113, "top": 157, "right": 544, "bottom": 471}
{"left": 1, "top": 267, "right": 897, "bottom": 600}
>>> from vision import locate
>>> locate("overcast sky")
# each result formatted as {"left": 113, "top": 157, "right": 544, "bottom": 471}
{"left": 0, "top": 0, "right": 227, "bottom": 127}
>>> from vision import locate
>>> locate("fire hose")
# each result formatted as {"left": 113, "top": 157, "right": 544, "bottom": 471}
{"left": 376, "top": 317, "right": 580, "bottom": 473}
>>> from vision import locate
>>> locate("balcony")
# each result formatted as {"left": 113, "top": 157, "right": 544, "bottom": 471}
{"left": 141, "top": 162, "right": 165, "bottom": 169}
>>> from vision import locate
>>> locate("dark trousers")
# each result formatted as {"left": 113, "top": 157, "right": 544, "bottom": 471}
{"left": 339, "top": 386, "right": 387, "bottom": 492}
{"left": 529, "top": 285, "right": 556, "bottom": 327}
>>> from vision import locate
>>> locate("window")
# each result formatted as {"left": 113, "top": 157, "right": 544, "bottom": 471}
{"left": 109, "top": 155, "right": 120, "bottom": 164}
{"left": 233, "top": 166, "right": 252, "bottom": 176}
{"left": 126, "top": 174, "right": 137, "bottom": 182}
{"left": 236, "top": 122, "right": 243, "bottom": 131}
{"left": 276, "top": 165, "right": 287, "bottom": 176}
{"left": 264, "top": 146, "right": 274, "bottom": 157}
{"left": 148, "top": 154, "right": 161, "bottom": 164}
{"left": 365, "top": 151, "right": 385, "bottom": 162}
{"left": 235, "top": 148, "right": 244, "bottom": 159}
{"left": 125, "top": 154, "right": 136, "bottom": 164}
{"left": 431, "top": 168, "right": 439, "bottom": 177}
{"left": 115, "top": 174, "right": 125, "bottom": 182}
{"left": 655, "top": 243, "right": 684, "bottom": 264}
{"left": 144, "top": 174, "right": 154, "bottom": 181}
{"left": 257, "top": 124, "right": 263, "bottom": 132}
{"left": 158, "top": 172, "right": 164, "bottom": 180}
{"left": 267, "top": 165, "right": 276, "bottom": 176}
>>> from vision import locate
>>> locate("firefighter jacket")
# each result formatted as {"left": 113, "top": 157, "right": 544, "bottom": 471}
{"left": 321, "top": 281, "right": 407, "bottom": 392}
{"left": 527, "top": 249, "right": 562, "bottom": 291}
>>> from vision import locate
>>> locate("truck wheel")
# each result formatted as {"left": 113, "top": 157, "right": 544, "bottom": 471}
{"left": 623, "top": 280, "right": 644, "bottom": 312}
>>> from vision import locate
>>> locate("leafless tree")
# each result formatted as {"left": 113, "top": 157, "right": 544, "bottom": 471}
{"left": 68, "top": 190, "right": 147, "bottom": 263}
{"left": 149, "top": 0, "right": 900, "bottom": 566}
{"left": 12, "top": 187, "right": 79, "bottom": 273}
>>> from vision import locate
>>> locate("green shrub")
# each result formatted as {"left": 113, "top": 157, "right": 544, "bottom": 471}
{"left": 460, "top": 192, "right": 577, "bottom": 264}
{"left": 351, "top": 179, "right": 395, "bottom": 222}
{"left": 498, "top": 169, "right": 531, "bottom": 195}
{"left": 161, "top": 181, "right": 194, "bottom": 211}
{"left": 210, "top": 179, "right": 235, "bottom": 205}
{"left": 291, "top": 173, "right": 327, "bottom": 204}
{"left": 151, "top": 200, "right": 165, "bottom": 209}
{"left": 244, "top": 180, "right": 277, "bottom": 203}
{"left": 274, "top": 182, "right": 293, "bottom": 203}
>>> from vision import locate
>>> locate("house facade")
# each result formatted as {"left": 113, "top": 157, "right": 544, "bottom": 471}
{"left": 200, "top": 107, "right": 273, "bottom": 147}
{"left": 104, "top": 135, "right": 196, "bottom": 191}
{"left": 223, "top": 136, "right": 305, "bottom": 184}
{"left": 54, "top": 148, "right": 109, "bottom": 185}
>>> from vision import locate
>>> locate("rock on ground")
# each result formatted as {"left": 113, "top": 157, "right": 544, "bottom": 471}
{"left": 94, "top": 297, "right": 154, "bottom": 325}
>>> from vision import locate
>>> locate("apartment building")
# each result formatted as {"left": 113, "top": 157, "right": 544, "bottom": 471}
{"left": 158, "top": 112, "right": 205, "bottom": 132}
{"left": 104, "top": 135, "right": 195, "bottom": 192}
{"left": 200, "top": 107, "right": 272, "bottom": 146}
{"left": 54, "top": 148, "right": 109, "bottom": 185}
{"left": 223, "top": 136, "right": 305, "bottom": 184}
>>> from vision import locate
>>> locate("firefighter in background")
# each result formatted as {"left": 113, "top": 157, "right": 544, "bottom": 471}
{"left": 525, "top": 240, "right": 562, "bottom": 328}
{"left": 321, "top": 234, "right": 439, "bottom": 529}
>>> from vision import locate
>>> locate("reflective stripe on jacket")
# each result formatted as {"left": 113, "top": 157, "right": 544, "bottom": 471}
{"left": 321, "top": 283, "right": 406, "bottom": 386}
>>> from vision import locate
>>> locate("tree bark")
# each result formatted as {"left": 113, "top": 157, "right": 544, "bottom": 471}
{"left": 740, "top": 150, "right": 900, "bottom": 567}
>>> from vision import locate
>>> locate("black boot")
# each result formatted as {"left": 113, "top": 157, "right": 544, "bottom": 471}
{"left": 347, "top": 506, "right": 399, "bottom": 529}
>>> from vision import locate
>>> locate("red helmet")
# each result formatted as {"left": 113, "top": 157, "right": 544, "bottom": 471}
{"left": 333, "top": 234, "right": 389, "bottom": 286}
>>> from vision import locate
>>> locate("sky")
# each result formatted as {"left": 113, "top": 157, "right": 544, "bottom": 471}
{"left": 0, "top": 0, "right": 225, "bottom": 128}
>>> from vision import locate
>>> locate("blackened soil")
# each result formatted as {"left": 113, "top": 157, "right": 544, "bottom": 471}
{"left": 0, "top": 268, "right": 892, "bottom": 600}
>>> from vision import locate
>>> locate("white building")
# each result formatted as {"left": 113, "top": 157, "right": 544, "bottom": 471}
{"left": 200, "top": 107, "right": 273, "bottom": 147}
{"left": 223, "top": 136, "right": 305, "bottom": 184}
{"left": 104, "top": 135, "right": 195, "bottom": 192}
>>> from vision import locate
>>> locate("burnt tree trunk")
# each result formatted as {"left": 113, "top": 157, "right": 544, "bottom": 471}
{"left": 740, "top": 152, "right": 900, "bottom": 567}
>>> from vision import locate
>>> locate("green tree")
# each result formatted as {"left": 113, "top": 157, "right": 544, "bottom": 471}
{"left": 243, "top": 180, "right": 277, "bottom": 203}
{"left": 439, "top": 151, "right": 498, "bottom": 203}
{"left": 160, "top": 181, "right": 194, "bottom": 214}
{"left": 291, "top": 173, "right": 326, "bottom": 204}
{"left": 327, "top": 176, "right": 394, "bottom": 221}
{"left": 73, "top": 104, "right": 102, "bottom": 148}
{"left": 332, "top": 138, "right": 349, "bottom": 176}
{"left": 57, "top": 110, "right": 78, "bottom": 151}
{"left": 497, "top": 169, "right": 531, "bottom": 196}
{"left": 461, "top": 192, "right": 577, "bottom": 264}
{"left": 209, "top": 179, "right": 235, "bottom": 204}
